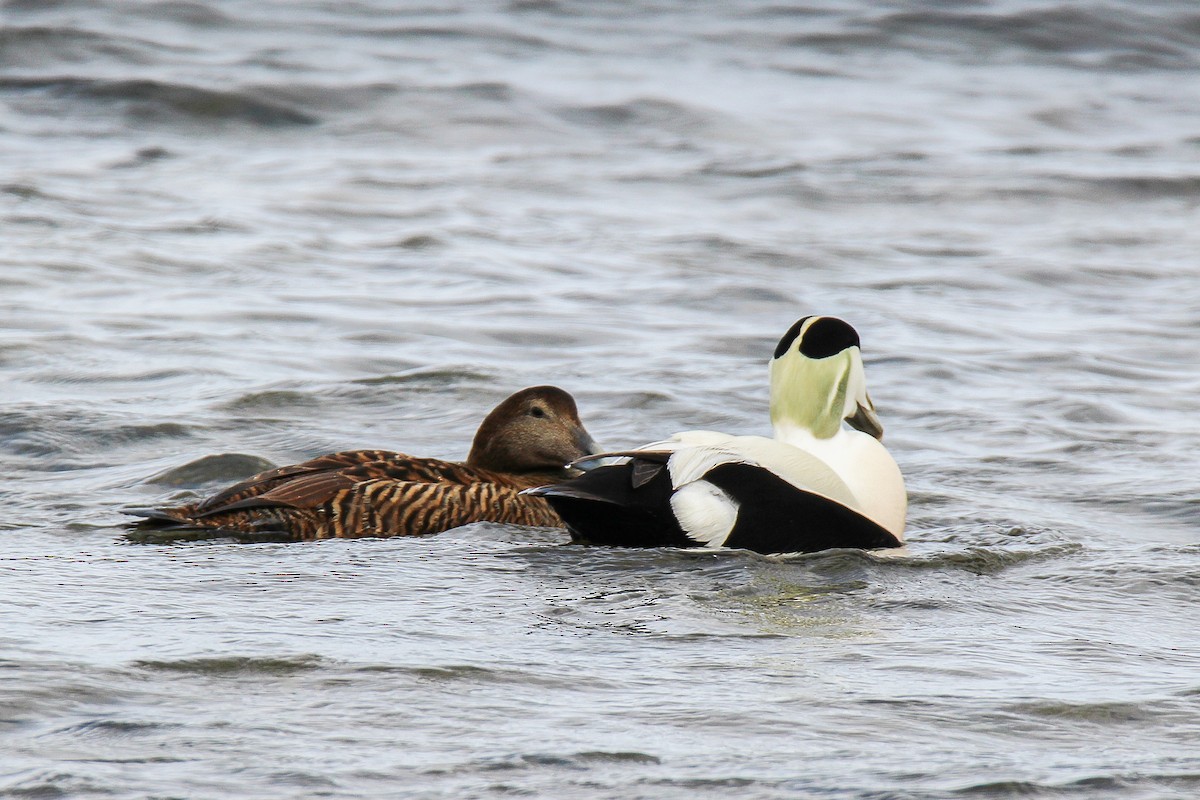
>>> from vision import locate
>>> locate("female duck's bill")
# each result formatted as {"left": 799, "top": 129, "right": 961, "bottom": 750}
{"left": 126, "top": 385, "right": 602, "bottom": 541}
{"left": 528, "top": 317, "right": 907, "bottom": 555}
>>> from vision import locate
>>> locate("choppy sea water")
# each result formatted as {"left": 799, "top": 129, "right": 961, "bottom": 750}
{"left": 2, "top": 1, "right": 1199, "bottom": 798}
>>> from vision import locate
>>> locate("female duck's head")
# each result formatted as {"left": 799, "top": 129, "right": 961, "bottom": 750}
{"left": 466, "top": 385, "right": 601, "bottom": 474}
{"left": 768, "top": 316, "right": 883, "bottom": 441}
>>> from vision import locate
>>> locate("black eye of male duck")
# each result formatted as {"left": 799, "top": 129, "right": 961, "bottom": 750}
{"left": 127, "top": 385, "right": 601, "bottom": 541}
{"left": 527, "top": 317, "right": 907, "bottom": 555}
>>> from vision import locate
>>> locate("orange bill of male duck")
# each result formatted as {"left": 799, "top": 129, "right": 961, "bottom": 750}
{"left": 526, "top": 317, "right": 907, "bottom": 555}
{"left": 126, "top": 385, "right": 601, "bottom": 541}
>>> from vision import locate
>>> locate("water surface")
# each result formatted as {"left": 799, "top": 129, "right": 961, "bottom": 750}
{"left": 2, "top": 1, "right": 1199, "bottom": 798}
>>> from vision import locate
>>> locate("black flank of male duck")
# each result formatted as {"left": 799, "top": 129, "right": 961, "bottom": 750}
{"left": 127, "top": 386, "right": 601, "bottom": 541}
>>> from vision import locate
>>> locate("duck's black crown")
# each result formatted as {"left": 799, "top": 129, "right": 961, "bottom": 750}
{"left": 773, "top": 316, "right": 861, "bottom": 360}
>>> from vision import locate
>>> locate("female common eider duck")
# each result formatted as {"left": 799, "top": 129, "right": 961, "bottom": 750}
{"left": 128, "top": 386, "right": 601, "bottom": 541}
{"left": 528, "top": 317, "right": 906, "bottom": 555}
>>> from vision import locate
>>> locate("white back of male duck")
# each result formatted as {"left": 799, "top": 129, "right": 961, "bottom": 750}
{"left": 127, "top": 386, "right": 601, "bottom": 541}
{"left": 528, "top": 317, "right": 907, "bottom": 554}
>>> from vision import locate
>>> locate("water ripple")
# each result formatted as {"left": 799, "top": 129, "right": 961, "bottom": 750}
{"left": 3, "top": 1, "right": 1200, "bottom": 798}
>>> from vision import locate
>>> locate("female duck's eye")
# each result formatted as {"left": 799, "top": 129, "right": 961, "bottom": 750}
{"left": 529, "top": 406, "right": 547, "bottom": 418}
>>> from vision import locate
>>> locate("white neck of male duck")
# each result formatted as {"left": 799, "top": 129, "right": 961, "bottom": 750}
{"left": 768, "top": 332, "right": 906, "bottom": 539}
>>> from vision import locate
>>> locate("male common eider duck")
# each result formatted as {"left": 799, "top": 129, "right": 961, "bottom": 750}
{"left": 527, "top": 317, "right": 906, "bottom": 555}
{"left": 128, "top": 386, "right": 601, "bottom": 541}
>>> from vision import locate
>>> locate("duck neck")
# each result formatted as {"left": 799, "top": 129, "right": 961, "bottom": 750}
{"left": 768, "top": 354, "right": 850, "bottom": 440}
{"left": 466, "top": 449, "right": 565, "bottom": 479}
{"left": 772, "top": 419, "right": 847, "bottom": 460}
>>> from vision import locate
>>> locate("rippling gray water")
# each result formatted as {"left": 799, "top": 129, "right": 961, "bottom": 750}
{"left": 3, "top": 1, "right": 1199, "bottom": 798}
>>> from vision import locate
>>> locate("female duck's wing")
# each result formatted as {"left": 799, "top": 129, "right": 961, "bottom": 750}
{"left": 188, "top": 471, "right": 561, "bottom": 540}
{"left": 136, "top": 453, "right": 562, "bottom": 540}
{"left": 183, "top": 449, "right": 386, "bottom": 514}
{"left": 125, "top": 449, "right": 396, "bottom": 532}
{"left": 191, "top": 449, "right": 481, "bottom": 514}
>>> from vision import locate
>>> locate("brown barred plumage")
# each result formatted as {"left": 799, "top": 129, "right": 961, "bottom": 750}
{"left": 128, "top": 386, "right": 599, "bottom": 541}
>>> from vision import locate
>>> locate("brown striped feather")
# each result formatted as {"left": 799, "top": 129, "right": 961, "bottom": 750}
{"left": 139, "top": 454, "right": 573, "bottom": 540}
{"left": 131, "top": 385, "right": 599, "bottom": 541}
{"left": 191, "top": 449, "right": 397, "bottom": 514}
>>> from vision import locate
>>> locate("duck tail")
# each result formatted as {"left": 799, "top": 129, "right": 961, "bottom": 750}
{"left": 121, "top": 506, "right": 195, "bottom": 527}
{"left": 121, "top": 506, "right": 294, "bottom": 543}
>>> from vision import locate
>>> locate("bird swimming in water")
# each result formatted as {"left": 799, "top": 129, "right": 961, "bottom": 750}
{"left": 127, "top": 385, "right": 601, "bottom": 541}
{"left": 527, "top": 317, "right": 906, "bottom": 555}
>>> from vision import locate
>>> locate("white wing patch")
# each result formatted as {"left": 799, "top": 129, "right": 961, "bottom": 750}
{"left": 653, "top": 433, "right": 860, "bottom": 510}
{"left": 670, "top": 480, "right": 739, "bottom": 547}
{"left": 642, "top": 430, "right": 735, "bottom": 450}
